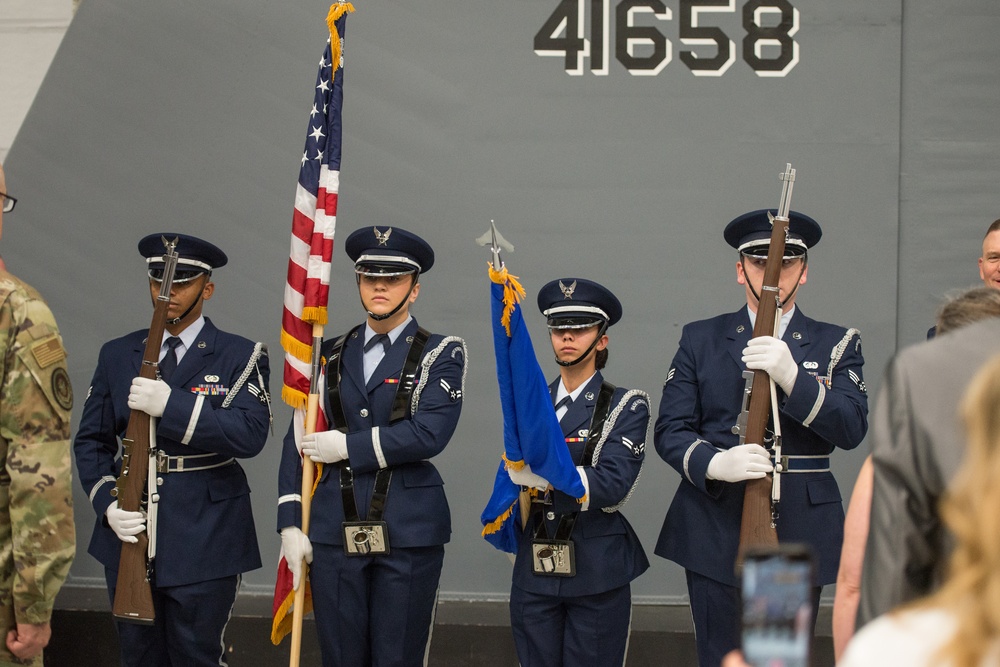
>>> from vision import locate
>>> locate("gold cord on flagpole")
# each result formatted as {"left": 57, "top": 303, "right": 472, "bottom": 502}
{"left": 327, "top": 2, "right": 356, "bottom": 74}
{"left": 488, "top": 263, "right": 526, "bottom": 337}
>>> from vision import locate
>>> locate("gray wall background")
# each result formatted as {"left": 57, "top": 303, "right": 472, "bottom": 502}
{"left": 1, "top": 0, "right": 993, "bottom": 608}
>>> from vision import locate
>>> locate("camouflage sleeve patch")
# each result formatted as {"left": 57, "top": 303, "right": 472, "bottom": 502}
{"left": 0, "top": 280, "right": 76, "bottom": 624}
{"left": 15, "top": 323, "right": 73, "bottom": 414}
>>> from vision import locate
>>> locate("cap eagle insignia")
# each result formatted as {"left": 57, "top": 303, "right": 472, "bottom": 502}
{"left": 374, "top": 227, "right": 392, "bottom": 246}
{"left": 559, "top": 280, "right": 577, "bottom": 299}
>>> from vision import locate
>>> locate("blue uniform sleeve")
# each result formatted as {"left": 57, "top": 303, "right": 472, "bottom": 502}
{"left": 157, "top": 346, "right": 272, "bottom": 458}
{"left": 73, "top": 343, "right": 123, "bottom": 517}
{"left": 277, "top": 417, "right": 303, "bottom": 531}
{"left": 345, "top": 339, "right": 466, "bottom": 474}
{"left": 580, "top": 391, "right": 649, "bottom": 511}
{"left": 654, "top": 327, "right": 724, "bottom": 497}
{"left": 781, "top": 329, "right": 868, "bottom": 450}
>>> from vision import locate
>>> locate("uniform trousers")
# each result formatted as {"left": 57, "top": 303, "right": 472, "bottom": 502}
{"left": 104, "top": 568, "right": 239, "bottom": 667}
{"left": 509, "top": 582, "right": 633, "bottom": 667}
{"left": 686, "top": 570, "right": 821, "bottom": 667}
{"left": 309, "top": 542, "right": 444, "bottom": 667}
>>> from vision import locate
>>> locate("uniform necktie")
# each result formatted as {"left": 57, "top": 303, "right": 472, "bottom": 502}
{"left": 160, "top": 337, "right": 183, "bottom": 382}
{"left": 555, "top": 395, "right": 573, "bottom": 426}
{"left": 364, "top": 333, "right": 391, "bottom": 354}
{"left": 363, "top": 334, "right": 391, "bottom": 384}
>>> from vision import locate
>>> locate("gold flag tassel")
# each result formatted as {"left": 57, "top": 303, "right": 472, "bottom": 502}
{"left": 488, "top": 263, "right": 527, "bottom": 337}
{"left": 327, "top": 2, "right": 356, "bottom": 72}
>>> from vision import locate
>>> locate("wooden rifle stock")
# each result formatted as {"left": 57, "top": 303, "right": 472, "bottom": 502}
{"left": 111, "top": 237, "right": 179, "bottom": 624}
{"left": 736, "top": 165, "right": 796, "bottom": 565}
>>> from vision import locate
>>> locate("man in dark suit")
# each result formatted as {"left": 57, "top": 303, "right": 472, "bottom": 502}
{"left": 74, "top": 233, "right": 271, "bottom": 667}
{"left": 858, "top": 315, "right": 1000, "bottom": 625}
{"left": 277, "top": 226, "right": 466, "bottom": 667}
{"left": 653, "top": 210, "right": 869, "bottom": 667}
{"left": 507, "top": 278, "right": 650, "bottom": 666}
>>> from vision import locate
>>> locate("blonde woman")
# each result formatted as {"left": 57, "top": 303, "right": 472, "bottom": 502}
{"left": 840, "top": 350, "right": 1000, "bottom": 667}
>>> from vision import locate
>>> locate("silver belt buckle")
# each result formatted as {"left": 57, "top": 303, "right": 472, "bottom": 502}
{"left": 530, "top": 539, "right": 575, "bottom": 577}
{"left": 343, "top": 521, "right": 390, "bottom": 556}
{"left": 155, "top": 450, "right": 169, "bottom": 473}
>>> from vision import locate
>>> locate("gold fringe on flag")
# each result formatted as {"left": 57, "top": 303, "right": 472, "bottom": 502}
{"left": 481, "top": 498, "right": 518, "bottom": 537}
{"left": 301, "top": 306, "right": 328, "bottom": 326}
{"left": 327, "top": 2, "right": 356, "bottom": 73}
{"left": 281, "top": 329, "right": 314, "bottom": 365}
{"left": 281, "top": 386, "right": 307, "bottom": 411}
{"left": 502, "top": 452, "right": 525, "bottom": 472}
{"left": 271, "top": 583, "right": 314, "bottom": 645}
{"left": 488, "top": 263, "right": 527, "bottom": 337}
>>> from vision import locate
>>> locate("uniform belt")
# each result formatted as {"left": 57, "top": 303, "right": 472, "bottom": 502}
{"left": 774, "top": 455, "right": 830, "bottom": 473}
{"left": 156, "top": 451, "right": 235, "bottom": 473}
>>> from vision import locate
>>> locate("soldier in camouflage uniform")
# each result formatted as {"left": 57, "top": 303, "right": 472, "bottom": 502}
{"left": 0, "top": 163, "right": 76, "bottom": 666}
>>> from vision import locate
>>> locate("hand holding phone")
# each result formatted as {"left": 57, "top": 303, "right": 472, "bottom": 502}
{"left": 740, "top": 544, "right": 815, "bottom": 667}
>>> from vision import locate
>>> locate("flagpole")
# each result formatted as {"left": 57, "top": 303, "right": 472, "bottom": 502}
{"left": 289, "top": 323, "right": 325, "bottom": 667}
{"left": 277, "top": 5, "right": 354, "bottom": 658}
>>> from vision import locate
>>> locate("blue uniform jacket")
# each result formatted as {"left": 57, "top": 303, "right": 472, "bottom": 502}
{"left": 513, "top": 372, "right": 651, "bottom": 597}
{"left": 654, "top": 308, "right": 868, "bottom": 587}
{"left": 277, "top": 319, "right": 466, "bottom": 548}
{"left": 74, "top": 318, "right": 271, "bottom": 587}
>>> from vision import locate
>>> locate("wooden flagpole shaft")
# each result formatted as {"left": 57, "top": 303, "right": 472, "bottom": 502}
{"left": 289, "top": 323, "right": 325, "bottom": 667}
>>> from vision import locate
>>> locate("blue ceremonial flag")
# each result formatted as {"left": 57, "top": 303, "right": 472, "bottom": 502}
{"left": 480, "top": 266, "right": 586, "bottom": 553}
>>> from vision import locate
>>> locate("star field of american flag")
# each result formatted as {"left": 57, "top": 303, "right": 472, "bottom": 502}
{"left": 280, "top": 24, "right": 347, "bottom": 409}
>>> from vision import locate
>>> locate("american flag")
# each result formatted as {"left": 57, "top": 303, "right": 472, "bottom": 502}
{"left": 273, "top": 3, "right": 353, "bottom": 647}
{"left": 279, "top": 4, "right": 352, "bottom": 410}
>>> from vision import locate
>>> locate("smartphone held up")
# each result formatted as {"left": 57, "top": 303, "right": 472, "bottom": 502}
{"left": 740, "top": 544, "right": 815, "bottom": 667}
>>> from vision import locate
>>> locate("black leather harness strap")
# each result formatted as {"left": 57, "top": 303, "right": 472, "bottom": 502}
{"left": 325, "top": 325, "right": 430, "bottom": 524}
{"left": 534, "top": 381, "right": 617, "bottom": 542}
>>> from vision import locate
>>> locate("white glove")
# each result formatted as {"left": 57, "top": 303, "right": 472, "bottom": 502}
{"left": 127, "top": 377, "right": 172, "bottom": 417}
{"left": 105, "top": 500, "right": 146, "bottom": 544}
{"left": 508, "top": 464, "right": 550, "bottom": 491}
{"left": 301, "top": 430, "right": 349, "bottom": 464}
{"left": 742, "top": 336, "right": 799, "bottom": 394}
{"left": 706, "top": 444, "right": 774, "bottom": 482}
{"left": 280, "top": 527, "right": 314, "bottom": 591}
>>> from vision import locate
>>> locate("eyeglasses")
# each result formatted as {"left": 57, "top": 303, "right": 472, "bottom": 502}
{"left": 0, "top": 191, "right": 15, "bottom": 214}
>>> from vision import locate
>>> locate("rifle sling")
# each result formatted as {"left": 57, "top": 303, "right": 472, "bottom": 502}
{"left": 534, "top": 381, "right": 616, "bottom": 542}
{"left": 325, "top": 325, "right": 430, "bottom": 523}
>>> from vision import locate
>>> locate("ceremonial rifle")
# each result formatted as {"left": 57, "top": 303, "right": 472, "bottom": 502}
{"left": 110, "top": 236, "right": 179, "bottom": 624}
{"left": 734, "top": 164, "right": 796, "bottom": 565}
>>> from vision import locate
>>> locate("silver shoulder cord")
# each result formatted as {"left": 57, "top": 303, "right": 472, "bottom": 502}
{"left": 589, "top": 389, "right": 651, "bottom": 514}
{"left": 222, "top": 342, "right": 273, "bottom": 434}
{"left": 411, "top": 337, "right": 469, "bottom": 415}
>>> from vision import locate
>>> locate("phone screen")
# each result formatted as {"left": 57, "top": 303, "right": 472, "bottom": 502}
{"left": 741, "top": 548, "right": 813, "bottom": 667}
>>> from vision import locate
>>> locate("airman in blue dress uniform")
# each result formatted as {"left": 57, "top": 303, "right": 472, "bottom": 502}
{"left": 74, "top": 233, "right": 272, "bottom": 666}
{"left": 277, "top": 226, "right": 467, "bottom": 667}
{"left": 508, "top": 278, "right": 650, "bottom": 667}
{"left": 654, "top": 211, "right": 869, "bottom": 667}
